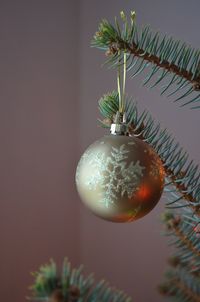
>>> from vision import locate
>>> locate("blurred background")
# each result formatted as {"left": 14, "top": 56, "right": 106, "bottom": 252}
{"left": 0, "top": 1, "right": 199, "bottom": 301}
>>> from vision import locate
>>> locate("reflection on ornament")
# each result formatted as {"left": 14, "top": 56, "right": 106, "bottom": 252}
{"left": 76, "top": 134, "right": 165, "bottom": 223}
{"left": 137, "top": 185, "right": 151, "bottom": 199}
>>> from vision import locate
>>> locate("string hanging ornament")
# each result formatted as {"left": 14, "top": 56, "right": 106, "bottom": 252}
{"left": 75, "top": 12, "right": 165, "bottom": 222}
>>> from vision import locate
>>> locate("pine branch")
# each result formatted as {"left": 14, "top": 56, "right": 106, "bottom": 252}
{"left": 162, "top": 212, "right": 200, "bottom": 271}
{"left": 159, "top": 268, "right": 200, "bottom": 302}
{"left": 28, "top": 258, "right": 131, "bottom": 302}
{"left": 98, "top": 91, "right": 200, "bottom": 207}
{"left": 92, "top": 15, "right": 200, "bottom": 109}
{"left": 160, "top": 210, "right": 200, "bottom": 298}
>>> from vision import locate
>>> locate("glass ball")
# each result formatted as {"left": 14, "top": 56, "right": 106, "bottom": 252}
{"left": 76, "top": 135, "right": 165, "bottom": 222}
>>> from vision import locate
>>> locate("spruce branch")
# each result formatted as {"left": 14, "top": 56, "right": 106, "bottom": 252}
{"left": 92, "top": 14, "right": 200, "bottom": 108}
{"left": 28, "top": 258, "right": 131, "bottom": 302}
{"left": 159, "top": 268, "right": 200, "bottom": 302}
{"left": 162, "top": 212, "right": 200, "bottom": 271}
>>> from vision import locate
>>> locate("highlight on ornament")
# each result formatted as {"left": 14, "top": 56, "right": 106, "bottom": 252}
{"left": 27, "top": 258, "right": 131, "bottom": 302}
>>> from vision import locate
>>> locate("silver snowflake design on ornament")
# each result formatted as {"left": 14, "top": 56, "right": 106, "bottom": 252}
{"left": 83, "top": 144, "right": 145, "bottom": 208}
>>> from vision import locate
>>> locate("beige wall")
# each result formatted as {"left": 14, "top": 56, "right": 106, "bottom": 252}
{"left": 0, "top": 1, "right": 80, "bottom": 301}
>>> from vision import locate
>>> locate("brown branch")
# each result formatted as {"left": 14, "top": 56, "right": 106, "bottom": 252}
{"left": 174, "top": 226, "right": 200, "bottom": 258}
{"left": 164, "top": 213, "right": 200, "bottom": 257}
{"left": 159, "top": 278, "right": 200, "bottom": 301}
{"left": 175, "top": 278, "right": 200, "bottom": 302}
{"left": 108, "top": 40, "right": 200, "bottom": 91}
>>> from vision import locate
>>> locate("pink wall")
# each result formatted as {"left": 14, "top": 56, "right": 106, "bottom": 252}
{"left": 0, "top": 1, "right": 80, "bottom": 301}
{"left": 78, "top": 1, "right": 200, "bottom": 302}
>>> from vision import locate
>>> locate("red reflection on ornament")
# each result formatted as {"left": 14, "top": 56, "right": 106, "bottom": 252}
{"left": 137, "top": 185, "right": 151, "bottom": 199}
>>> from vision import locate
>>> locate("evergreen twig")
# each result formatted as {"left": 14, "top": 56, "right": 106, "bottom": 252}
{"left": 28, "top": 258, "right": 131, "bottom": 302}
{"left": 92, "top": 14, "right": 200, "bottom": 108}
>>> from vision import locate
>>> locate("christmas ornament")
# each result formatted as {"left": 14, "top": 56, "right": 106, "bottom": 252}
{"left": 76, "top": 40, "right": 165, "bottom": 222}
{"left": 76, "top": 121, "right": 165, "bottom": 222}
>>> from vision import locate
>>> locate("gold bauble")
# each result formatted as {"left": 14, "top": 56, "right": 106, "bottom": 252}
{"left": 76, "top": 134, "right": 165, "bottom": 222}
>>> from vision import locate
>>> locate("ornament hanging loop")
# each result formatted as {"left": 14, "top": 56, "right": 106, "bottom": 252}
{"left": 112, "top": 50, "right": 128, "bottom": 135}
{"left": 117, "top": 51, "right": 127, "bottom": 115}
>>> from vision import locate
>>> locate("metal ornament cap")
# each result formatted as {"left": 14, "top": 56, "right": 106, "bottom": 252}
{"left": 110, "top": 123, "right": 128, "bottom": 135}
{"left": 76, "top": 134, "right": 165, "bottom": 223}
